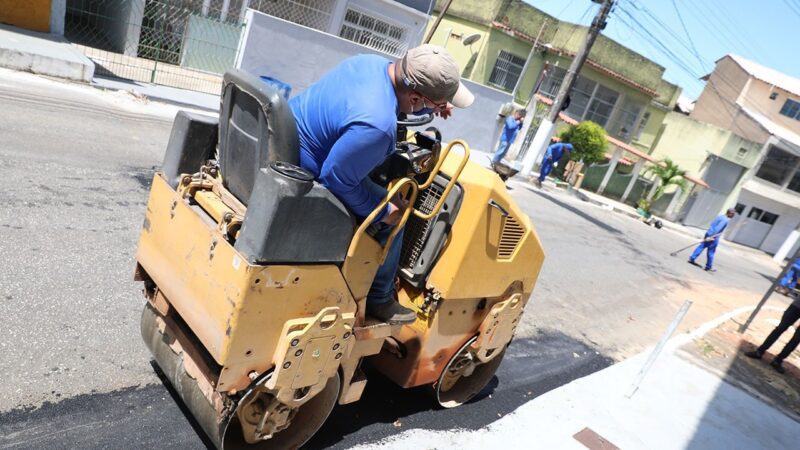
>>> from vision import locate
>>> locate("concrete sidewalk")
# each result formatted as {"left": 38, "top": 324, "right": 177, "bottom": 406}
{"left": 355, "top": 309, "right": 800, "bottom": 449}
{"left": 0, "top": 24, "right": 94, "bottom": 82}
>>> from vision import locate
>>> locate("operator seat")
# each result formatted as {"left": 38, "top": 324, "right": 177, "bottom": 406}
{"left": 218, "top": 70, "right": 355, "bottom": 265}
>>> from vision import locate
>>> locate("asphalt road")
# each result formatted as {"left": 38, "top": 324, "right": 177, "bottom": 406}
{"left": 0, "top": 70, "right": 782, "bottom": 448}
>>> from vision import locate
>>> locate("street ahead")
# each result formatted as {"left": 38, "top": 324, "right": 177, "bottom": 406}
{"left": 0, "top": 69, "right": 781, "bottom": 448}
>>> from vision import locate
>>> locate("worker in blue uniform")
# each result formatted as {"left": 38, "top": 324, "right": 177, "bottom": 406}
{"left": 777, "top": 259, "right": 800, "bottom": 295}
{"left": 688, "top": 208, "right": 736, "bottom": 272}
{"left": 491, "top": 109, "right": 526, "bottom": 165}
{"left": 536, "top": 142, "right": 572, "bottom": 187}
{"left": 289, "top": 44, "right": 473, "bottom": 324}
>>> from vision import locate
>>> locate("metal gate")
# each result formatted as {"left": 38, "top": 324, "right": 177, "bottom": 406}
{"left": 65, "top": 0, "right": 248, "bottom": 94}
{"left": 682, "top": 156, "right": 745, "bottom": 228}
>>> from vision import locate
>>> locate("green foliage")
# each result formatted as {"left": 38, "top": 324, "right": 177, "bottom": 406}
{"left": 640, "top": 158, "right": 688, "bottom": 208}
{"left": 558, "top": 121, "right": 608, "bottom": 165}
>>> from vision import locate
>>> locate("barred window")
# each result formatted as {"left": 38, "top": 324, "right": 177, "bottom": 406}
{"left": 612, "top": 100, "right": 644, "bottom": 141}
{"left": 339, "top": 8, "right": 407, "bottom": 57}
{"left": 488, "top": 50, "right": 526, "bottom": 92}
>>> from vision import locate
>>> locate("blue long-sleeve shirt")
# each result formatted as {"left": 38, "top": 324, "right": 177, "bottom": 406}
{"left": 289, "top": 55, "right": 397, "bottom": 220}
{"left": 500, "top": 116, "right": 522, "bottom": 143}
{"left": 706, "top": 214, "right": 730, "bottom": 242}
{"left": 544, "top": 143, "right": 571, "bottom": 162}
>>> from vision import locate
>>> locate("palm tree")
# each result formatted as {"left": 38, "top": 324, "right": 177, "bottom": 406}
{"left": 640, "top": 158, "right": 688, "bottom": 211}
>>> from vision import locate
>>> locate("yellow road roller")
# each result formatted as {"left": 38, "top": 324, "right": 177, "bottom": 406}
{"left": 135, "top": 70, "right": 544, "bottom": 449}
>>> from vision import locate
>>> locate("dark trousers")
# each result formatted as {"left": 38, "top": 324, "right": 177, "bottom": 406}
{"left": 757, "top": 304, "right": 800, "bottom": 362}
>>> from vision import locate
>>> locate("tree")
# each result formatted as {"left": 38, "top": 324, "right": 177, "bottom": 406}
{"left": 558, "top": 121, "right": 608, "bottom": 165}
{"left": 640, "top": 158, "right": 688, "bottom": 211}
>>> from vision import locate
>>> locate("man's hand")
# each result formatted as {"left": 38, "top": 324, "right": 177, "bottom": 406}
{"left": 435, "top": 103, "right": 453, "bottom": 120}
{"left": 382, "top": 192, "right": 410, "bottom": 225}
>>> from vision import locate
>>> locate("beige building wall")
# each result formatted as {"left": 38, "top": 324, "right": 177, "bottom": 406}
{"left": 691, "top": 56, "right": 752, "bottom": 137}
{"left": 742, "top": 80, "right": 800, "bottom": 135}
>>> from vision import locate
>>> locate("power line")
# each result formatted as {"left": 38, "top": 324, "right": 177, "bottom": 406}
{"left": 669, "top": 0, "right": 707, "bottom": 72}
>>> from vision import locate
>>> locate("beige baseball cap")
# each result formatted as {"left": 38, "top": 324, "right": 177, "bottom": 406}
{"left": 396, "top": 44, "right": 474, "bottom": 108}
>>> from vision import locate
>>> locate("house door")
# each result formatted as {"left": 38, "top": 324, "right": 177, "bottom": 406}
{"left": 682, "top": 157, "right": 745, "bottom": 228}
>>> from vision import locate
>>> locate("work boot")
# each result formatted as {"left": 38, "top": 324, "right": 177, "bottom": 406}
{"left": 534, "top": 179, "right": 542, "bottom": 188}
{"left": 744, "top": 350, "right": 763, "bottom": 359}
{"left": 367, "top": 301, "right": 416, "bottom": 325}
{"left": 687, "top": 259, "right": 700, "bottom": 267}
{"left": 705, "top": 267, "right": 716, "bottom": 273}
{"left": 770, "top": 359, "right": 786, "bottom": 374}
{"left": 776, "top": 286, "right": 789, "bottom": 295}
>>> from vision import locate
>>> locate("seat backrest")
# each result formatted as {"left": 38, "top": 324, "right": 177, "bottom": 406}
{"left": 219, "top": 70, "right": 300, "bottom": 206}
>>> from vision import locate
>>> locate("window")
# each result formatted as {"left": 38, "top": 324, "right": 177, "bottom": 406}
{"left": 585, "top": 85, "right": 619, "bottom": 127}
{"left": 769, "top": 92, "right": 778, "bottom": 100}
{"left": 536, "top": 65, "right": 618, "bottom": 127}
{"left": 734, "top": 203, "right": 746, "bottom": 215}
{"left": 755, "top": 145, "right": 800, "bottom": 185}
{"left": 748, "top": 207, "right": 764, "bottom": 219}
{"left": 779, "top": 99, "right": 800, "bottom": 120}
{"left": 613, "top": 100, "right": 644, "bottom": 141}
{"left": 736, "top": 147, "right": 748, "bottom": 159}
{"left": 786, "top": 170, "right": 800, "bottom": 193}
{"left": 564, "top": 76, "right": 596, "bottom": 121}
{"left": 538, "top": 65, "right": 565, "bottom": 99}
{"left": 488, "top": 50, "right": 526, "bottom": 92}
{"left": 634, "top": 111, "right": 651, "bottom": 141}
{"left": 761, "top": 211, "right": 780, "bottom": 225}
{"left": 339, "top": 8, "right": 407, "bottom": 56}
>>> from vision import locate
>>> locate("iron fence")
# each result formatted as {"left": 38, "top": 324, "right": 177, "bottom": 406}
{"left": 65, "top": 0, "right": 247, "bottom": 94}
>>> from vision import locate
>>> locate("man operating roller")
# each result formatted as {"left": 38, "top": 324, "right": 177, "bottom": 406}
{"left": 289, "top": 45, "right": 474, "bottom": 324}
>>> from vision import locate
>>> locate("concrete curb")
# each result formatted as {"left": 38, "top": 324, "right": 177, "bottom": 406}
{"left": 0, "top": 25, "right": 94, "bottom": 83}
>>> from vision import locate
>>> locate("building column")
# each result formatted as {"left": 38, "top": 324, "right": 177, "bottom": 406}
{"left": 328, "top": 1, "right": 350, "bottom": 35}
{"left": 597, "top": 147, "right": 623, "bottom": 195}
{"left": 774, "top": 229, "right": 800, "bottom": 262}
{"left": 646, "top": 178, "right": 661, "bottom": 201}
{"left": 664, "top": 186, "right": 684, "bottom": 220}
{"left": 50, "top": 0, "right": 66, "bottom": 35}
{"left": 620, "top": 158, "right": 646, "bottom": 204}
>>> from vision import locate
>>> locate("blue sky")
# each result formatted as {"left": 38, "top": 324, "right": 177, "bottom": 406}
{"left": 524, "top": 0, "right": 800, "bottom": 100}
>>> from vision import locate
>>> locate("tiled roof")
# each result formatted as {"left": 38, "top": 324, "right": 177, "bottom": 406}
{"left": 724, "top": 54, "right": 800, "bottom": 99}
{"left": 490, "top": 21, "right": 659, "bottom": 97}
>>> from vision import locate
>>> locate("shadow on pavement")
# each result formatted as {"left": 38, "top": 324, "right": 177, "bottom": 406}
{"left": 524, "top": 186, "right": 623, "bottom": 235}
{"left": 681, "top": 312, "right": 800, "bottom": 449}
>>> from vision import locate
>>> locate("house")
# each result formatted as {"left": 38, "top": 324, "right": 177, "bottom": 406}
{"left": 424, "top": 0, "right": 706, "bottom": 205}
{"left": 61, "top": 0, "right": 432, "bottom": 93}
{"left": 687, "top": 54, "right": 800, "bottom": 256}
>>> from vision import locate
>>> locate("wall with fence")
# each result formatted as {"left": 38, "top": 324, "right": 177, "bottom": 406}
{"left": 237, "top": 10, "right": 513, "bottom": 151}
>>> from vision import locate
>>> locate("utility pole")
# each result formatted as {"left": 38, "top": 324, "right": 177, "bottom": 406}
{"left": 511, "top": 19, "right": 548, "bottom": 101}
{"left": 424, "top": 0, "right": 455, "bottom": 44}
{"left": 520, "top": 0, "right": 615, "bottom": 177}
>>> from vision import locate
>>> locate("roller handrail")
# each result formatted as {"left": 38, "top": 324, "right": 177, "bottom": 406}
{"left": 413, "top": 139, "right": 470, "bottom": 221}
{"left": 348, "top": 178, "right": 419, "bottom": 264}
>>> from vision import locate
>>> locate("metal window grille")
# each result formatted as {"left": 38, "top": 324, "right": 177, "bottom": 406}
{"left": 339, "top": 8, "right": 408, "bottom": 57}
{"left": 488, "top": 50, "right": 526, "bottom": 92}
{"left": 633, "top": 111, "right": 650, "bottom": 141}
{"left": 539, "top": 65, "right": 565, "bottom": 99}
{"left": 249, "top": 0, "right": 336, "bottom": 31}
{"left": 612, "top": 100, "right": 643, "bottom": 141}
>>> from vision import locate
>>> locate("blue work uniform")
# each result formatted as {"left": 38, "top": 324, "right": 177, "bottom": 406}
{"left": 538, "top": 143, "right": 572, "bottom": 182}
{"left": 289, "top": 54, "right": 401, "bottom": 305}
{"left": 492, "top": 115, "right": 522, "bottom": 164}
{"left": 780, "top": 259, "right": 800, "bottom": 289}
{"left": 689, "top": 214, "right": 730, "bottom": 270}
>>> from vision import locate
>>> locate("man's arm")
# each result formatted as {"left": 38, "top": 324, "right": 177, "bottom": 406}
{"left": 318, "top": 123, "right": 393, "bottom": 221}
{"left": 707, "top": 216, "right": 727, "bottom": 236}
